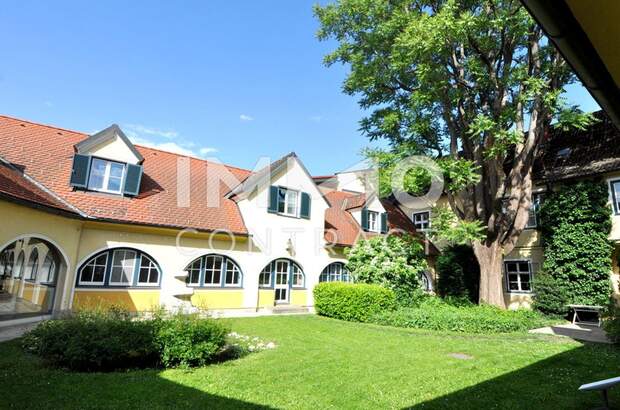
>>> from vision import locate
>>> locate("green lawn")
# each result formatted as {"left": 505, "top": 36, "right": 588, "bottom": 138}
{"left": 2, "top": 315, "right": 620, "bottom": 409}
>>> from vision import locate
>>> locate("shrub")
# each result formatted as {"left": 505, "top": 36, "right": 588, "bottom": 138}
{"left": 22, "top": 308, "right": 157, "bottom": 371}
{"left": 23, "top": 308, "right": 231, "bottom": 371}
{"left": 346, "top": 234, "right": 427, "bottom": 306}
{"left": 536, "top": 180, "right": 614, "bottom": 312}
{"left": 369, "top": 298, "right": 553, "bottom": 333}
{"left": 154, "top": 313, "right": 228, "bottom": 368}
{"left": 531, "top": 271, "right": 571, "bottom": 316}
{"left": 603, "top": 305, "right": 620, "bottom": 343}
{"left": 436, "top": 244, "right": 479, "bottom": 302}
{"left": 313, "top": 282, "right": 395, "bottom": 322}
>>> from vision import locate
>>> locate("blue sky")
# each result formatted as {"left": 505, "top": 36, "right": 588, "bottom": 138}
{"left": 0, "top": 1, "right": 600, "bottom": 176}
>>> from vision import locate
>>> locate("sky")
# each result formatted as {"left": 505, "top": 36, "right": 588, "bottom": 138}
{"left": 0, "top": 1, "right": 600, "bottom": 176}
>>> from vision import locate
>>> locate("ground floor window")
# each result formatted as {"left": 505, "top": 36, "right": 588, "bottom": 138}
{"left": 319, "top": 262, "right": 351, "bottom": 283}
{"left": 184, "top": 254, "right": 242, "bottom": 288}
{"left": 259, "top": 259, "right": 305, "bottom": 289}
{"left": 505, "top": 260, "right": 533, "bottom": 292}
{"left": 419, "top": 271, "right": 432, "bottom": 292}
{"left": 412, "top": 211, "right": 430, "bottom": 231}
{"left": 78, "top": 248, "right": 161, "bottom": 287}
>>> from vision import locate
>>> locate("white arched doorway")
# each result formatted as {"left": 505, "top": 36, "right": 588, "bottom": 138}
{"left": 0, "top": 236, "right": 67, "bottom": 321}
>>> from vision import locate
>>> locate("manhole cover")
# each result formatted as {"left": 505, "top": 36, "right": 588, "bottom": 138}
{"left": 448, "top": 353, "right": 473, "bottom": 360}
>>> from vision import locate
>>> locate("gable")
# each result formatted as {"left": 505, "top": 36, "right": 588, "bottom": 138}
{"left": 75, "top": 124, "right": 143, "bottom": 165}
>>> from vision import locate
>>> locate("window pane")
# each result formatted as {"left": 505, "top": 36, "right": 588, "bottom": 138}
{"left": 506, "top": 262, "right": 518, "bottom": 273}
{"left": 93, "top": 266, "right": 105, "bottom": 282}
{"left": 614, "top": 182, "right": 620, "bottom": 213}
{"left": 518, "top": 262, "right": 529, "bottom": 272}
{"left": 107, "top": 176, "right": 122, "bottom": 192}
{"left": 204, "top": 256, "right": 223, "bottom": 285}
{"left": 110, "top": 250, "right": 136, "bottom": 284}
{"left": 109, "top": 162, "right": 124, "bottom": 178}
{"left": 286, "top": 191, "right": 298, "bottom": 215}
{"left": 88, "top": 159, "right": 107, "bottom": 190}
{"left": 186, "top": 259, "right": 201, "bottom": 285}
{"left": 81, "top": 265, "right": 94, "bottom": 282}
{"left": 277, "top": 189, "right": 286, "bottom": 213}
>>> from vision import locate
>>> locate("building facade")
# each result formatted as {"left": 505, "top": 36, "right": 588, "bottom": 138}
{"left": 0, "top": 115, "right": 424, "bottom": 323}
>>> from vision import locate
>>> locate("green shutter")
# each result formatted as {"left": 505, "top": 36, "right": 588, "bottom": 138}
{"left": 380, "top": 212, "right": 388, "bottom": 233}
{"left": 69, "top": 154, "right": 91, "bottom": 188}
{"left": 361, "top": 207, "right": 369, "bottom": 231}
{"left": 300, "top": 192, "right": 311, "bottom": 219}
{"left": 268, "top": 186, "right": 279, "bottom": 213}
{"left": 123, "top": 164, "right": 143, "bottom": 196}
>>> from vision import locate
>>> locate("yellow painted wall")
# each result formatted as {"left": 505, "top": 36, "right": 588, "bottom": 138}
{"left": 257, "top": 289, "right": 275, "bottom": 308}
{"left": 190, "top": 290, "right": 244, "bottom": 310}
{"left": 72, "top": 290, "right": 161, "bottom": 312}
{"left": 290, "top": 289, "right": 307, "bottom": 306}
{"left": 22, "top": 282, "right": 34, "bottom": 301}
{"left": 0, "top": 200, "right": 83, "bottom": 310}
{"left": 505, "top": 293, "right": 532, "bottom": 310}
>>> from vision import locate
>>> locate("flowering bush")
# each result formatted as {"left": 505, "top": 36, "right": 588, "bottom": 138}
{"left": 218, "top": 332, "right": 276, "bottom": 360}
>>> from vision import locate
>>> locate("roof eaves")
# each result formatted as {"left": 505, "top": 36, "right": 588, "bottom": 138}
{"left": 75, "top": 124, "right": 145, "bottom": 163}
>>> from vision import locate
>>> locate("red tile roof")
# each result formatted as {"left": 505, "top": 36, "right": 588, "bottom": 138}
{"left": 0, "top": 160, "right": 78, "bottom": 215}
{"left": 0, "top": 115, "right": 251, "bottom": 235}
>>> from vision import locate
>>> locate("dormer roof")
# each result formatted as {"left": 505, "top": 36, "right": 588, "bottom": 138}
{"left": 75, "top": 124, "right": 144, "bottom": 163}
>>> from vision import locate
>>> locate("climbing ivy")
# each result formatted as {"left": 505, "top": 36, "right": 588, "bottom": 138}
{"left": 534, "top": 180, "right": 614, "bottom": 315}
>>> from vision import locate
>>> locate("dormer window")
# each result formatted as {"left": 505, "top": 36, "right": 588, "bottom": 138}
{"left": 88, "top": 158, "right": 126, "bottom": 194}
{"left": 367, "top": 210, "right": 379, "bottom": 232}
{"left": 268, "top": 186, "right": 311, "bottom": 219}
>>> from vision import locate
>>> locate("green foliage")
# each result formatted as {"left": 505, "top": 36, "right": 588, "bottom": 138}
{"left": 345, "top": 234, "right": 427, "bottom": 306}
{"left": 536, "top": 180, "right": 613, "bottom": 312}
{"left": 603, "top": 305, "right": 620, "bottom": 343}
{"left": 436, "top": 244, "right": 480, "bottom": 302}
{"left": 430, "top": 206, "right": 485, "bottom": 244}
{"left": 313, "top": 282, "right": 396, "bottom": 322}
{"left": 369, "top": 297, "right": 554, "bottom": 334}
{"left": 22, "top": 308, "right": 157, "bottom": 371}
{"left": 154, "top": 313, "right": 229, "bottom": 368}
{"left": 23, "top": 308, "right": 230, "bottom": 371}
{"left": 531, "top": 272, "right": 571, "bottom": 316}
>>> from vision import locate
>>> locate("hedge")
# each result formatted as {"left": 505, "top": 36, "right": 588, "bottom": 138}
{"left": 313, "top": 282, "right": 395, "bottom": 322}
{"left": 369, "top": 301, "right": 553, "bottom": 334}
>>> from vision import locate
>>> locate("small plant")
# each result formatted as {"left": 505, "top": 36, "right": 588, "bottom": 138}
{"left": 154, "top": 313, "right": 228, "bottom": 368}
{"left": 313, "top": 282, "right": 395, "bottom": 322}
{"left": 219, "top": 332, "right": 277, "bottom": 360}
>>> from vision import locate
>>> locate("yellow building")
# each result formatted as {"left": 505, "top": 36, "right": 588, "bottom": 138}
{"left": 0, "top": 114, "right": 426, "bottom": 324}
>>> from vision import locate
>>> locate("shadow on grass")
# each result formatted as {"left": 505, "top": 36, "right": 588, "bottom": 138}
{"left": 405, "top": 342, "right": 620, "bottom": 410}
{"left": 0, "top": 339, "right": 274, "bottom": 409}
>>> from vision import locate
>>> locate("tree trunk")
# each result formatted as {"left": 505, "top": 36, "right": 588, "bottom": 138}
{"left": 472, "top": 240, "right": 505, "bottom": 308}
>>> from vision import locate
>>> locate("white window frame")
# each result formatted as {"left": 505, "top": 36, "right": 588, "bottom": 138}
{"left": 137, "top": 255, "right": 160, "bottom": 286}
{"left": 87, "top": 157, "right": 126, "bottom": 194}
{"left": 610, "top": 180, "right": 620, "bottom": 215}
{"left": 203, "top": 255, "right": 224, "bottom": 287}
{"left": 525, "top": 194, "right": 543, "bottom": 229}
{"left": 108, "top": 249, "right": 136, "bottom": 286}
{"left": 291, "top": 262, "right": 304, "bottom": 288}
{"left": 277, "top": 187, "right": 300, "bottom": 217}
{"left": 25, "top": 249, "right": 39, "bottom": 281}
{"left": 224, "top": 259, "right": 242, "bottom": 287}
{"left": 320, "top": 262, "right": 350, "bottom": 283}
{"left": 185, "top": 258, "right": 202, "bottom": 286}
{"left": 368, "top": 210, "right": 379, "bottom": 232}
{"left": 504, "top": 259, "right": 533, "bottom": 293}
{"left": 412, "top": 211, "right": 431, "bottom": 231}
{"left": 259, "top": 264, "right": 272, "bottom": 287}
{"left": 78, "top": 253, "right": 108, "bottom": 286}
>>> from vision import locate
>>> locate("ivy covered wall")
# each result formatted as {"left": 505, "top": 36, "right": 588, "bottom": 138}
{"left": 534, "top": 180, "right": 614, "bottom": 314}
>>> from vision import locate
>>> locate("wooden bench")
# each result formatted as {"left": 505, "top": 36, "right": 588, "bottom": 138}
{"left": 579, "top": 376, "right": 620, "bottom": 409}
{"left": 567, "top": 304, "right": 604, "bottom": 327}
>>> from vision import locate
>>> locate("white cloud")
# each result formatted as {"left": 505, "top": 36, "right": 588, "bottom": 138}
{"left": 239, "top": 114, "right": 254, "bottom": 122}
{"left": 125, "top": 123, "right": 178, "bottom": 139}
{"left": 199, "top": 147, "right": 218, "bottom": 155}
{"left": 309, "top": 115, "right": 322, "bottom": 123}
{"left": 124, "top": 126, "right": 218, "bottom": 159}
{"left": 44, "top": 101, "right": 54, "bottom": 107}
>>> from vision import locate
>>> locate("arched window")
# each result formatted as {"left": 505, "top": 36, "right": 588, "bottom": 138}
{"left": 25, "top": 249, "right": 39, "bottom": 281}
{"left": 77, "top": 248, "right": 161, "bottom": 287}
{"left": 319, "top": 262, "right": 351, "bottom": 283}
{"left": 420, "top": 271, "right": 432, "bottom": 292}
{"left": 13, "top": 251, "right": 25, "bottom": 278}
{"left": 41, "top": 253, "right": 58, "bottom": 284}
{"left": 259, "top": 259, "right": 305, "bottom": 289}
{"left": 184, "top": 254, "right": 242, "bottom": 288}
{"left": 0, "top": 251, "right": 6, "bottom": 278}
{"left": 4, "top": 250, "right": 14, "bottom": 277}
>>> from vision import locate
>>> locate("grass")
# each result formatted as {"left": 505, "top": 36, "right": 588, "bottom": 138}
{"left": 2, "top": 314, "right": 620, "bottom": 409}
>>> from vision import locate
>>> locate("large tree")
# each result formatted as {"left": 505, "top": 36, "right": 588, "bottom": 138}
{"left": 315, "top": 0, "right": 594, "bottom": 307}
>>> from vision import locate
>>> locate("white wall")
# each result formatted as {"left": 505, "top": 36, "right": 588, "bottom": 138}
{"left": 87, "top": 135, "right": 141, "bottom": 165}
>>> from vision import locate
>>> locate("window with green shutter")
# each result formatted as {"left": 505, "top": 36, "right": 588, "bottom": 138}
{"left": 361, "top": 208, "right": 369, "bottom": 231}
{"left": 380, "top": 212, "right": 388, "bottom": 233}
{"left": 69, "top": 154, "right": 91, "bottom": 188}
{"left": 123, "top": 164, "right": 143, "bottom": 196}
{"left": 300, "top": 192, "right": 311, "bottom": 219}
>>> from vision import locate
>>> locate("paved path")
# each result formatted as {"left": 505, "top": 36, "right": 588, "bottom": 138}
{"left": 530, "top": 323, "right": 612, "bottom": 344}
{"left": 0, "top": 322, "right": 39, "bottom": 343}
